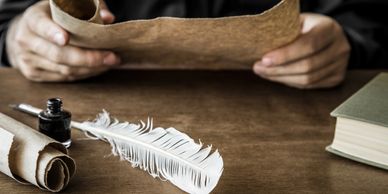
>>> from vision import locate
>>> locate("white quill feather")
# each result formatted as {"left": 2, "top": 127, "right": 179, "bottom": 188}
{"left": 71, "top": 110, "right": 223, "bottom": 194}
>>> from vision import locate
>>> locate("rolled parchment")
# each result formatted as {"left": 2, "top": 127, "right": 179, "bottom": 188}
{"left": 0, "top": 112, "right": 75, "bottom": 192}
{"left": 50, "top": 0, "right": 300, "bottom": 70}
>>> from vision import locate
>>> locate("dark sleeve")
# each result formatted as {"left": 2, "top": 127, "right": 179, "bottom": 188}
{"left": 0, "top": 0, "right": 38, "bottom": 67}
{"left": 302, "top": 0, "right": 388, "bottom": 69}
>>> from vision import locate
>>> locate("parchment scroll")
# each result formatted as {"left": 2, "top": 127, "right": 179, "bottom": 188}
{"left": 50, "top": 0, "right": 300, "bottom": 70}
{"left": 0, "top": 113, "right": 75, "bottom": 192}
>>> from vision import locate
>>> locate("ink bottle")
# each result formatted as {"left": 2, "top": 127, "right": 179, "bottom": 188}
{"left": 39, "top": 98, "right": 72, "bottom": 148}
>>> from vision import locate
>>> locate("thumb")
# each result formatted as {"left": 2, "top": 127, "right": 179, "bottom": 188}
{"left": 99, "top": 1, "right": 115, "bottom": 24}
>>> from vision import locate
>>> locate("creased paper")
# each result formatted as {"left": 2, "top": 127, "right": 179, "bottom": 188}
{"left": 0, "top": 113, "right": 75, "bottom": 192}
{"left": 50, "top": 0, "right": 300, "bottom": 70}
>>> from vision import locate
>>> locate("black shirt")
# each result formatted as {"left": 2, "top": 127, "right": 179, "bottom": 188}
{"left": 1, "top": 0, "right": 388, "bottom": 68}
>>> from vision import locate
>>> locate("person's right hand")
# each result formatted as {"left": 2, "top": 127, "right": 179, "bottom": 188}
{"left": 5, "top": 0, "right": 121, "bottom": 82}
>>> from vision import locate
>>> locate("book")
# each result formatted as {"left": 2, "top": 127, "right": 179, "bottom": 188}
{"left": 326, "top": 73, "right": 388, "bottom": 170}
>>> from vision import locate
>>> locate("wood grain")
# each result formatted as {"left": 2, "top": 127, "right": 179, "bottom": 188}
{"left": 0, "top": 69, "right": 387, "bottom": 194}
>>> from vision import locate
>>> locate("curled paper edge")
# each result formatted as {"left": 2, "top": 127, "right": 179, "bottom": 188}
{"left": 0, "top": 113, "right": 76, "bottom": 192}
{"left": 50, "top": 0, "right": 301, "bottom": 70}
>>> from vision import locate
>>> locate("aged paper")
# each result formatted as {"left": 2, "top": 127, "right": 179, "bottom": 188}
{"left": 0, "top": 113, "right": 75, "bottom": 192}
{"left": 50, "top": 0, "right": 300, "bottom": 70}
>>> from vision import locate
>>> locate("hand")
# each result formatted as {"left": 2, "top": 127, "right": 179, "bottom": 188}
{"left": 253, "top": 13, "right": 351, "bottom": 89}
{"left": 5, "top": 0, "right": 120, "bottom": 82}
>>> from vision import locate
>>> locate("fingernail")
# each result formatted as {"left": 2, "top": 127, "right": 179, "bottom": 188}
{"left": 100, "top": 10, "right": 114, "bottom": 22}
{"left": 54, "top": 33, "right": 66, "bottom": 45}
{"left": 254, "top": 61, "right": 262, "bottom": 67}
{"left": 253, "top": 64, "right": 263, "bottom": 73}
{"left": 103, "top": 53, "right": 120, "bottom": 65}
{"left": 100, "top": 10, "right": 112, "bottom": 18}
{"left": 261, "top": 57, "right": 272, "bottom": 66}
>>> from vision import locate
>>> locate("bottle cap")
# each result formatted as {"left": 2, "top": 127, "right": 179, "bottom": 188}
{"left": 47, "top": 98, "right": 63, "bottom": 114}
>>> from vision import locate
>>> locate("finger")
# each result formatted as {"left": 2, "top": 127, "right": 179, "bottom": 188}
{"left": 257, "top": 14, "right": 337, "bottom": 67}
{"left": 17, "top": 58, "right": 69, "bottom": 82}
{"left": 24, "top": 1, "right": 69, "bottom": 45}
{"left": 18, "top": 54, "right": 108, "bottom": 82}
{"left": 253, "top": 39, "right": 344, "bottom": 76}
{"left": 303, "top": 73, "right": 346, "bottom": 89}
{"left": 260, "top": 56, "right": 348, "bottom": 89}
{"left": 23, "top": 52, "right": 72, "bottom": 74}
{"left": 25, "top": 53, "right": 110, "bottom": 76}
{"left": 25, "top": 34, "right": 120, "bottom": 67}
{"left": 31, "top": 70, "right": 74, "bottom": 82}
{"left": 67, "top": 67, "right": 108, "bottom": 81}
{"left": 99, "top": 0, "right": 115, "bottom": 24}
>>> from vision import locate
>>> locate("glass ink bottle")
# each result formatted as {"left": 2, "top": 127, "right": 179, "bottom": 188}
{"left": 39, "top": 98, "right": 72, "bottom": 148}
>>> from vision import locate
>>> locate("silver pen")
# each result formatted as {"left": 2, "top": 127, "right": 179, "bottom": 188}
{"left": 9, "top": 103, "right": 43, "bottom": 116}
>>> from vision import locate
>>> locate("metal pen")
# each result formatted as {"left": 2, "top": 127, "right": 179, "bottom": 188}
{"left": 9, "top": 103, "right": 43, "bottom": 116}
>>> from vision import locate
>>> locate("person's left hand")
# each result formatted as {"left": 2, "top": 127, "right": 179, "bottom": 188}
{"left": 253, "top": 13, "right": 351, "bottom": 89}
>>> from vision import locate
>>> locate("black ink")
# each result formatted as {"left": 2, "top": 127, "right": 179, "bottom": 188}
{"left": 39, "top": 98, "right": 72, "bottom": 148}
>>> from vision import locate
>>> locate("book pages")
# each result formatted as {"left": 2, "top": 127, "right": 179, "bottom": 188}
{"left": 50, "top": 0, "right": 300, "bottom": 70}
{"left": 0, "top": 113, "right": 75, "bottom": 192}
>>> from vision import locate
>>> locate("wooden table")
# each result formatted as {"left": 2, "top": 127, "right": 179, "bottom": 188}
{"left": 0, "top": 68, "right": 387, "bottom": 193}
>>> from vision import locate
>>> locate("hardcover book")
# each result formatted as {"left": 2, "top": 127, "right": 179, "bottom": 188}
{"left": 326, "top": 73, "right": 388, "bottom": 169}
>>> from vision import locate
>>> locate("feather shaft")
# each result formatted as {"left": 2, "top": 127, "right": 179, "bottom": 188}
{"left": 71, "top": 121, "right": 207, "bottom": 173}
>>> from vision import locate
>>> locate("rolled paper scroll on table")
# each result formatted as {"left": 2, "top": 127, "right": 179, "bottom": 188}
{"left": 50, "top": 0, "right": 300, "bottom": 70}
{"left": 0, "top": 113, "right": 75, "bottom": 192}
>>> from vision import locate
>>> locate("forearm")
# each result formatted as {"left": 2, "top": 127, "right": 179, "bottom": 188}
{"left": 342, "top": 26, "right": 388, "bottom": 69}
{"left": 0, "top": 0, "right": 38, "bottom": 67}
{"left": 312, "top": 0, "right": 388, "bottom": 68}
